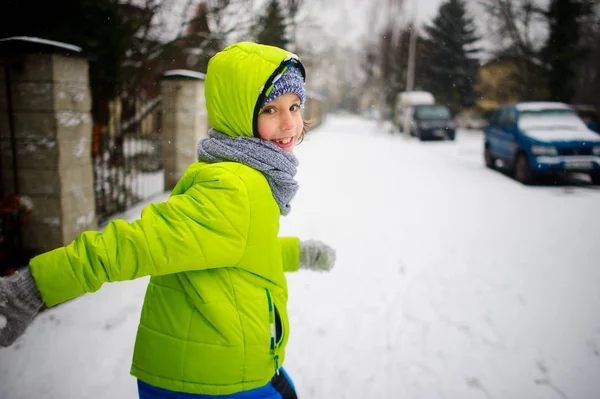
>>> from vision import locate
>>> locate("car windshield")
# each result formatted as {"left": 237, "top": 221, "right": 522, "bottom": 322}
{"left": 415, "top": 105, "right": 451, "bottom": 120}
{"left": 518, "top": 109, "right": 587, "bottom": 131}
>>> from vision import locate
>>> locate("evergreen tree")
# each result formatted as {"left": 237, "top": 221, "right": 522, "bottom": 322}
{"left": 254, "top": 0, "right": 289, "bottom": 49}
{"left": 422, "top": 0, "right": 480, "bottom": 111}
{"left": 542, "top": 0, "right": 593, "bottom": 103}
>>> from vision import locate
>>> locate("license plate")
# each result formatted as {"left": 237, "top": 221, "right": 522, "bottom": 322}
{"left": 433, "top": 129, "right": 445, "bottom": 136}
{"left": 565, "top": 161, "right": 592, "bottom": 170}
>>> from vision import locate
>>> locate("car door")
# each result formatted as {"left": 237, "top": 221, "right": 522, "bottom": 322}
{"left": 495, "top": 106, "right": 519, "bottom": 162}
{"left": 504, "top": 107, "right": 521, "bottom": 163}
{"left": 486, "top": 108, "right": 506, "bottom": 157}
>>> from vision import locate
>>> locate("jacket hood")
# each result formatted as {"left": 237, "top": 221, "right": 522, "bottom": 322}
{"left": 204, "top": 42, "right": 305, "bottom": 138}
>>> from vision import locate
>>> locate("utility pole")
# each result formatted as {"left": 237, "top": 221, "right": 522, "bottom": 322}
{"left": 402, "top": 1, "right": 418, "bottom": 137}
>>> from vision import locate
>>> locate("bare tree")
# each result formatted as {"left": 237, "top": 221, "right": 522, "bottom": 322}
{"left": 572, "top": 3, "right": 600, "bottom": 108}
{"left": 205, "top": 0, "right": 256, "bottom": 40}
{"left": 357, "top": 0, "right": 407, "bottom": 116}
{"left": 120, "top": 0, "right": 254, "bottom": 107}
{"left": 478, "top": 0, "right": 547, "bottom": 100}
{"left": 111, "top": 0, "right": 253, "bottom": 170}
{"left": 286, "top": 0, "right": 303, "bottom": 51}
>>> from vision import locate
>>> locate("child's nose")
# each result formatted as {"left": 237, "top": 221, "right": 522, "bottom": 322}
{"left": 281, "top": 111, "right": 296, "bottom": 131}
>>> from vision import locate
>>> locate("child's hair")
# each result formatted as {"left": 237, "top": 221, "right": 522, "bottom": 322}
{"left": 297, "top": 118, "right": 312, "bottom": 144}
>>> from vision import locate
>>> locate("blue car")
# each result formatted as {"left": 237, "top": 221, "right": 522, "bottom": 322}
{"left": 484, "top": 102, "right": 600, "bottom": 185}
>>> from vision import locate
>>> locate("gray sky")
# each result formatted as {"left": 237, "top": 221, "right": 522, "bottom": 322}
{"left": 301, "top": 0, "right": 446, "bottom": 46}
{"left": 162, "top": 0, "right": 475, "bottom": 50}
{"left": 160, "top": 0, "right": 493, "bottom": 58}
{"left": 297, "top": 0, "right": 500, "bottom": 61}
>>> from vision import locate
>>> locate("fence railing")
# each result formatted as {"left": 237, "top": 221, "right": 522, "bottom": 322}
{"left": 92, "top": 97, "right": 164, "bottom": 225}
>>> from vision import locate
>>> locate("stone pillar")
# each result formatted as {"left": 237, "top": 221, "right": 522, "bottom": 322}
{"left": 159, "top": 70, "right": 208, "bottom": 190}
{"left": 0, "top": 37, "right": 97, "bottom": 253}
{"left": 305, "top": 91, "right": 327, "bottom": 130}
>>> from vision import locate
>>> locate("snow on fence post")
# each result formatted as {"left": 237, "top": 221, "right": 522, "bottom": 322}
{"left": 0, "top": 37, "right": 97, "bottom": 254}
{"left": 159, "top": 70, "right": 208, "bottom": 190}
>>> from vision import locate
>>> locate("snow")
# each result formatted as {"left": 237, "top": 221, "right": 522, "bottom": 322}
{"left": 1, "top": 115, "right": 600, "bottom": 399}
{"left": 76, "top": 212, "right": 95, "bottom": 229}
{"left": 522, "top": 127, "right": 600, "bottom": 143}
{"left": 74, "top": 136, "right": 87, "bottom": 157}
{"left": 519, "top": 113, "right": 587, "bottom": 129}
{"left": 115, "top": 97, "right": 162, "bottom": 136}
{"left": 137, "top": 171, "right": 165, "bottom": 199}
{"left": 23, "top": 138, "right": 55, "bottom": 153}
{"left": 123, "top": 138, "right": 159, "bottom": 158}
{"left": 0, "top": 36, "right": 82, "bottom": 53}
{"left": 518, "top": 112, "right": 600, "bottom": 142}
{"left": 42, "top": 217, "right": 60, "bottom": 227}
{"left": 516, "top": 102, "right": 572, "bottom": 112}
{"left": 58, "top": 111, "right": 91, "bottom": 128}
{"left": 162, "top": 69, "right": 206, "bottom": 80}
{"left": 398, "top": 91, "right": 435, "bottom": 105}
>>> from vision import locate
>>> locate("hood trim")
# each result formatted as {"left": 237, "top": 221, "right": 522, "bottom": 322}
{"left": 252, "top": 59, "right": 306, "bottom": 138}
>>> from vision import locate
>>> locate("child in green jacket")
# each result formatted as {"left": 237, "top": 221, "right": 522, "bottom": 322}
{"left": 0, "top": 42, "right": 335, "bottom": 399}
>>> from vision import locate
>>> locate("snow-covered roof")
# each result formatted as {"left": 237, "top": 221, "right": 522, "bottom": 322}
{"left": 0, "top": 36, "right": 82, "bottom": 53}
{"left": 398, "top": 91, "right": 435, "bottom": 105}
{"left": 162, "top": 69, "right": 206, "bottom": 80}
{"left": 516, "top": 102, "right": 571, "bottom": 112}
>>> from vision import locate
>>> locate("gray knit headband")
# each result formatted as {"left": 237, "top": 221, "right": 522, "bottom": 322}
{"left": 261, "top": 65, "right": 306, "bottom": 109}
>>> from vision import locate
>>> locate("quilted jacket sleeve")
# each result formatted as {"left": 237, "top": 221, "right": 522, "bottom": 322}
{"left": 29, "top": 168, "right": 251, "bottom": 307}
{"left": 278, "top": 236, "right": 300, "bottom": 273}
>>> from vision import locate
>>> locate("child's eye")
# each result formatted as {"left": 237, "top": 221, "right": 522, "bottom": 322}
{"left": 290, "top": 104, "right": 300, "bottom": 112}
{"left": 262, "top": 107, "right": 275, "bottom": 115}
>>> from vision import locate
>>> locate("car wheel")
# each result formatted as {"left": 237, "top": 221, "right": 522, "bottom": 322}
{"left": 515, "top": 152, "right": 535, "bottom": 185}
{"left": 484, "top": 146, "right": 495, "bottom": 169}
{"left": 591, "top": 172, "right": 600, "bottom": 185}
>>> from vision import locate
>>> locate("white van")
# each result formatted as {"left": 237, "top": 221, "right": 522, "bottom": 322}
{"left": 394, "top": 91, "right": 435, "bottom": 131}
{"left": 394, "top": 91, "right": 456, "bottom": 140}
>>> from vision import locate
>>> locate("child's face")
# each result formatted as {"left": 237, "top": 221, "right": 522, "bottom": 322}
{"left": 258, "top": 93, "right": 304, "bottom": 154}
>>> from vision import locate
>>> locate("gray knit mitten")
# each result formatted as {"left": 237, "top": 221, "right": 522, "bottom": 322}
{"left": 0, "top": 267, "right": 44, "bottom": 347}
{"left": 299, "top": 240, "right": 336, "bottom": 272}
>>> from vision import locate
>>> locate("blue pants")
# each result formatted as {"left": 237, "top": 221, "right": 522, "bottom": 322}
{"left": 138, "top": 368, "right": 297, "bottom": 399}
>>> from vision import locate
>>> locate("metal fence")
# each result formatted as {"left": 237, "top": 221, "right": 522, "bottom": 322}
{"left": 92, "top": 97, "right": 164, "bottom": 225}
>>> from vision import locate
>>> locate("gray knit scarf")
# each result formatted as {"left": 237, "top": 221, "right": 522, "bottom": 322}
{"left": 197, "top": 129, "right": 299, "bottom": 216}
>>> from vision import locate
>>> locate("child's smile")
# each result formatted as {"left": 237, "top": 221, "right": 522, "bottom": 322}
{"left": 258, "top": 93, "right": 303, "bottom": 153}
{"left": 271, "top": 136, "right": 295, "bottom": 150}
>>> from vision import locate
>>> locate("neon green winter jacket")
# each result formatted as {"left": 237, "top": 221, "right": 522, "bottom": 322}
{"left": 28, "top": 42, "right": 304, "bottom": 395}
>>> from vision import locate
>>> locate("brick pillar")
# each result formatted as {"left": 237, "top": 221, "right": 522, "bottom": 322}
{"left": 0, "top": 37, "right": 97, "bottom": 253}
{"left": 159, "top": 70, "right": 208, "bottom": 190}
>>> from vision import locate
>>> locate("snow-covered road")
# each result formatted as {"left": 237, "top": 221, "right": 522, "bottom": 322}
{"left": 1, "top": 114, "right": 599, "bottom": 399}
